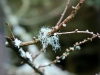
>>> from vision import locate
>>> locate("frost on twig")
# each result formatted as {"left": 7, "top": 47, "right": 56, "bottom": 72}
{"left": 38, "top": 27, "right": 60, "bottom": 51}
{"left": 14, "top": 38, "right": 33, "bottom": 62}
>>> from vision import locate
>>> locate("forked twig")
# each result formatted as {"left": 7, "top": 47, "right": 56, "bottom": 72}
{"left": 18, "top": 0, "right": 86, "bottom": 47}
{"left": 56, "top": 0, "right": 70, "bottom": 26}
{"left": 5, "top": 0, "right": 87, "bottom": 74}
{"left": 55, "top": 29, "right": 95, "bottom": 35}
{"left": 32, "top": 49, "right": 44, "bottom": 60}
{"left": 38, "top": 33, "right": 100, "bottom": 68}
{"left": 49, "top": 0, "right": 86, "bottom": 35}
{"left": 5, "top": 24, "right": 44, "bottom": 75}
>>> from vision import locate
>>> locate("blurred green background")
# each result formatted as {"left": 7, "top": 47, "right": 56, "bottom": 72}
{"left": 0, "top": 0, "right": 100, "bottom": 75}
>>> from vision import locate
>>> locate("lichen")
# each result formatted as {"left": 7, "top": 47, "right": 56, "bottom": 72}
{"left": 14, "top": 38, "right": 32, "bottom": 62}
{"left": 38, "top": 27, "right": 60, "bottom": 51}
{"left": 19, "top": 48, "right": 26, "bottom": 57}
{"left": 14, "top": 38, "right": 22, "bottom": 48}
{"left": 25, "top": 52, "right": 32, "bottom": 62}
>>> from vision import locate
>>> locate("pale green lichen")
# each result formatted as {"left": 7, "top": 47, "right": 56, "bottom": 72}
{"left": 38, "top": 27, "right": 60, "bottom": 51}
{"left": 75, "top": 46, "right": 81, "bottom": 50}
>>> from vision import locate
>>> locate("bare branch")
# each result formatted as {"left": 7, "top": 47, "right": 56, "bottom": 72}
{"left": 20, "top": 39, "right": 40, "bottom": 47}
{"left": 49, "top": 0, "right": 86, "bottom": 35}
{"left": 38, "top": 33, "right": 99, "bottom": 68}
{"left": 56, "top": 0, "right": 70, "bottom": 26}
{"left": 74, "top": 34, "right": 98, "bottom": 47}
{"left": 14, "top": 0, "right": 86, "bottom": 47}
{"left": 55, "top": 29, "right": 95, "bottom": 35}
{"left": 5, "top": 22, "right": 15, "bottom": 40}
{"left": 5, "top": 36, "right": 44, "bottom": 75}
{"left": 5, "top": 23, "right": 44, "bottom": 75}
{"left": 32, "top": 49, "right": 44, "bottom": 60}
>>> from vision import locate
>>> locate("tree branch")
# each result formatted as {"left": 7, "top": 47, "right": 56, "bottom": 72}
{"left": 56, "top": 0, "right": 70, "bottom": 26}
{"left": 49, "top": 0, "right": 86, "bottom": 35}
{"left": 38, "top": 32, "right": 100, "bottom": 68}
{"left": 18, "top": 0, "right": 86, "bottom": 47}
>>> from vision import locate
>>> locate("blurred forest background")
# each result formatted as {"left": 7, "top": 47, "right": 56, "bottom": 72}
{"left": 0, "top": 0, "right": 100, "bottom": 75}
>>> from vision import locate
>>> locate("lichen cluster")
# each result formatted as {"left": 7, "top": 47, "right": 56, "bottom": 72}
{"left": 38, "top": 27, "right": 60, "bottom": 51}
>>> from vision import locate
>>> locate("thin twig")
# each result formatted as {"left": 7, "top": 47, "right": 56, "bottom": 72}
{"left": 39, "top": 33, "right": 100, "bottom": 68}
{"left": 20, "top": 39, "right": 40, "bottom": 47}
{"left": 56, "top": 0, "right": 70, "bottom": 26}
{"left": 74, "top": 34, "right": 98, "bottom": 46}
{"left": 14, "top": 0, "right": 85, "bottom": 47}
{"left": 38, "top": 54, "right": 65, "bottom": 68}
{"left": 5, "top": 36, "right": 44, "bottom": 75}
{"left": 32, "top": 49, "right": 44, "bottom": 60}
{"left": 55, "top": 29, "right": 95, "bottom": 35}
{"left": 3, "top": 0, "right": 86, "bottom": 47}
{"left": 11, "top": 0, "right": 86, "bottom": 47}
{"left": 49, "top": 0, "right": 86, "bottom": 35}
{"left": 5, "top": 23, "right": 44, "bottom": 75}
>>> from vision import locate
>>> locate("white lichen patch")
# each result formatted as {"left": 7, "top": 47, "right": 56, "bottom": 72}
{"left": 14, "top": 38, "right": 22, "bottom": 48}
{"left": 38, "top": 27, "right": 60, "bottom": 51}
{"left": 69, "top": 47, "right": 74, "bottom": 51}
{"left": 75, "top": 46, "right": 81, "bottom": 50}
{"left": 62, "top": 56, "right": 66, "bottom": 60}
{"left": 57, "top": 60, "right": 60, "bottom": 63}
{"left": 14, "top": 38, "right": 32, "bottom": 62}
{"left": 19, "top": 48, "right": 26, "bottom": 57}
{"left": 25, "top": 52, "right": 32, "bottom": 62}
{"left": 19, "top": 48, "right": 32, "bottom": 62}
